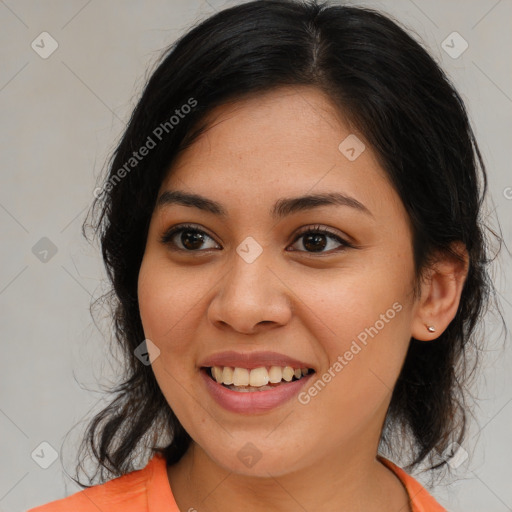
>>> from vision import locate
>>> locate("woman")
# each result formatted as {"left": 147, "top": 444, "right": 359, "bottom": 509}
{"left": 28, "top": 0, "right": 501, "bottom": 511}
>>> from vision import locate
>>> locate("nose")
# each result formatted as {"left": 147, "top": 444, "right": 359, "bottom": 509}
{"left": 207, "top": 249, "right": 293, "bottom": 335}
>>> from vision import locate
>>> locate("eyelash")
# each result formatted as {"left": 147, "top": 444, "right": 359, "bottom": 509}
{"left": 160, "top": 223, "right": 354, "bottom": 255}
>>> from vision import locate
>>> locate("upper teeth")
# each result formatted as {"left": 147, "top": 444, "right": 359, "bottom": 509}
{"left": 210, "top": 366, "right": 310, "bottom": 387}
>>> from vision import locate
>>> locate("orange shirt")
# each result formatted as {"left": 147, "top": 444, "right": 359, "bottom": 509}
{"left": 27, "top": 453, "right": 447, "bottom": 512}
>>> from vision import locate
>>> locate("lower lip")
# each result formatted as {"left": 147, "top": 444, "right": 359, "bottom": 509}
{"left": 200, "top": 368, "right": 315, "bottom": 414}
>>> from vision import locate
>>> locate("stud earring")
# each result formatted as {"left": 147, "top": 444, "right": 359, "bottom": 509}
{"left": 426, "top": 324, "right": 436, "bottom": 333}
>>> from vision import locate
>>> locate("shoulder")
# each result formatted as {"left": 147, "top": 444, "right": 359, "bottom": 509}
{"left": 378, "top": 456, "right": 448, "bottom": 512}
{"left": 26, "top": 453, "right": 166, "bottom": 512}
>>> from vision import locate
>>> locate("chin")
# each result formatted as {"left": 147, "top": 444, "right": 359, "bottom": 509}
{"left": 205, "top": 441, "right": 311, "bottom": 478}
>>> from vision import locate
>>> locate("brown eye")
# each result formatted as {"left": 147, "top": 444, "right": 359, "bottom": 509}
{"left": 288, "top": 225, "right": 352, "bottom": 254}
{"left": 160, "top": 223, "right": 353, "bottom": 255}
{"left": 160, "top": 224, "right": 220, "bottom": 252}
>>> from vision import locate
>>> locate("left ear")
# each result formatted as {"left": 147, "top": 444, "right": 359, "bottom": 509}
{"left": 411, "top": 241, "right": 469, "bottom": 341}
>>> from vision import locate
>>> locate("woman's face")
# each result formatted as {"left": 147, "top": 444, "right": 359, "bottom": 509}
{"left": 138, "top": 86, "right": 419, "bottom": 477}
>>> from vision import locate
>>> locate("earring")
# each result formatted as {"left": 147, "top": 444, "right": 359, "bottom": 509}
{"left": 426, "top": 324, "right": 436, "bottom": 333}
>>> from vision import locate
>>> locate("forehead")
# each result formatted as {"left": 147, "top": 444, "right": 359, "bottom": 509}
{"left": 160, "top": 86, "right": 401, "bottom": 221}
{"left": 172, "top": 86, "right": 353, "bottom": 169}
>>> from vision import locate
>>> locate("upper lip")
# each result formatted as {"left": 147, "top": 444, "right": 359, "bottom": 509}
{"left": 199, "top": 351, "right": 315, "bottom": 371}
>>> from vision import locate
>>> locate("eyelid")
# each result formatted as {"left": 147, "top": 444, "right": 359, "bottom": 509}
{"left": 288, "top": 224, "right": 354, "bottom": 252}
{"left": 160, "top": 222, "right": 354, "bottom": 253}
{"left": 159, "top": 222, "right": 220, "bottom": 247}
{"left": 292, "top": 224, "right": 348, "bottom": 242}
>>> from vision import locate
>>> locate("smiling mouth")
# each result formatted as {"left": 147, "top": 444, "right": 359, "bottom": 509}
{"left": 202, "top": 365, "right": 315, "bottom": 392}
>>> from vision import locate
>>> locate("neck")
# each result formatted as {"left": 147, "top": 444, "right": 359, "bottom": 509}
{"left": 167, "top": 438, "right": 411, "bottom": 512}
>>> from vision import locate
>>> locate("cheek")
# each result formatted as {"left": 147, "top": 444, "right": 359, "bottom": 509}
{"left": 137, "top": 256, "right": 204, "bottom": 362}
{"left": 293, "top": 295, "right": 410, "bottom": 446}
{"left": 137, "top": 256, "right": 205, "bottom": 421}
{"left": 288, "top": 257, "right": 413, "bottom": 414}
{"left": 291, "top": 258, "right": 410, "bottom": 346}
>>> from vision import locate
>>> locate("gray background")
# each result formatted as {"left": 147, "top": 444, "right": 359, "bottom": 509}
{"left": 0, "top": 1, "right": 511, "bottom": 511}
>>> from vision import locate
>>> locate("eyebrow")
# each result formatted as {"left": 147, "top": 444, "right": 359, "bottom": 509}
{"left": 157, "top": 190, "right": 373, "bottom": 219}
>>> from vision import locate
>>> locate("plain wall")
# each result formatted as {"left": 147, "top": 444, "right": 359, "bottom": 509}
{"left": 0, "top": 1, "right": 511, "bottom": 511}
